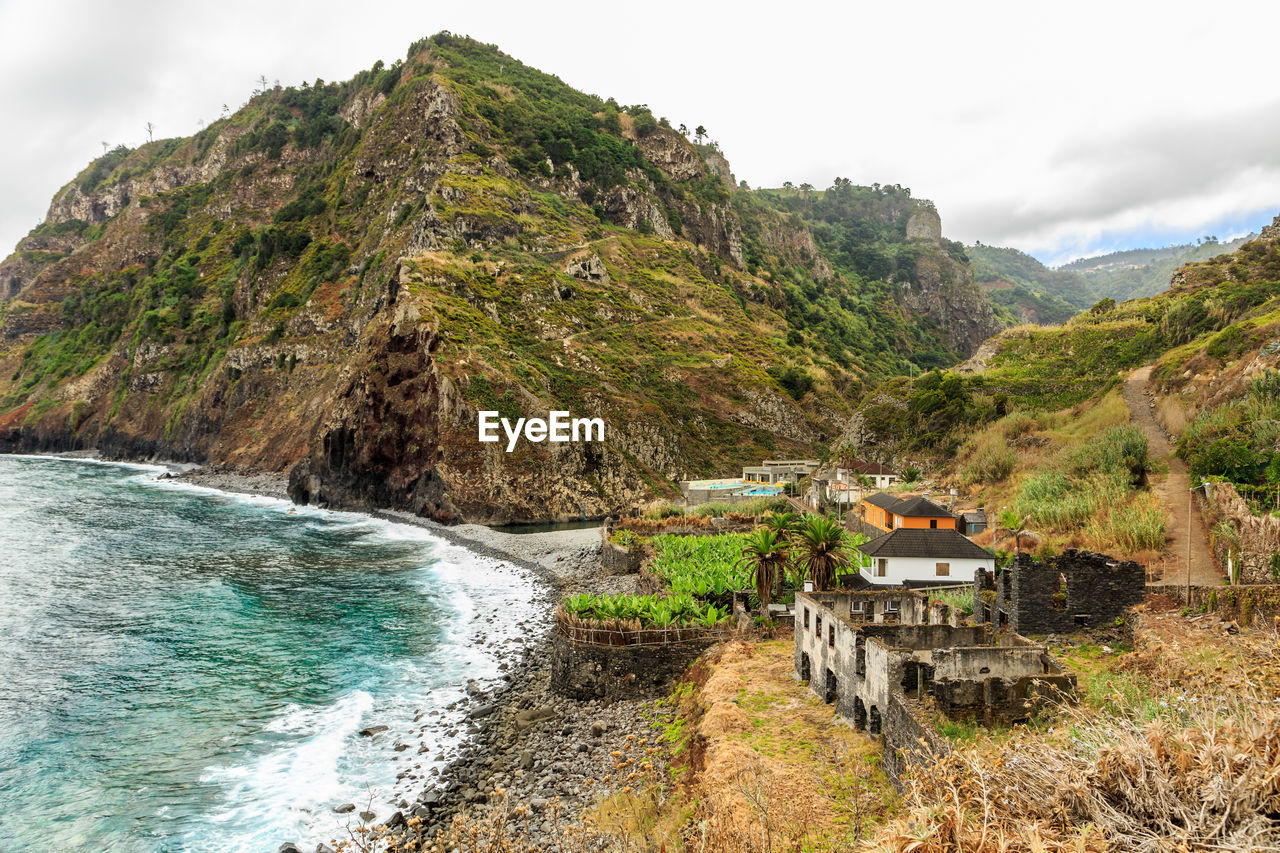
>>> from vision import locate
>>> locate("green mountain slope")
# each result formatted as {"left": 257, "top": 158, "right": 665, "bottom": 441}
{"left": 843, "top": 215, "right": 1280, "bottom": 463}
{"left": 1062, "top": 236, "right": 1254, "bottom": 302}
{"left": 968, "top": 244, "right": 1096, "bottom": 324}
{"left": 0, "top": 34, "right": 999, "bottom": 522}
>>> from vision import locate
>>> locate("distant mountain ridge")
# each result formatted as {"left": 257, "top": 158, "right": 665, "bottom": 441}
{"left": 1062, "top": 236, "right": 1254, "bottom": 302}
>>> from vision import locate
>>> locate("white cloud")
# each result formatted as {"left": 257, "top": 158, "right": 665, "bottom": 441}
{"left": 1, "top": 0, "right": 1278, "bottom": 265}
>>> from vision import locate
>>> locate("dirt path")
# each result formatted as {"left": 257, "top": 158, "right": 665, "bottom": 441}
{"left": 1123, "top": 366, "right": 1221, "bottom": 584}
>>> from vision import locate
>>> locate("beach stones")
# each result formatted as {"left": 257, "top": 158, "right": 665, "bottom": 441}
{"left": 359, "top": 724, "right": 389, "bottom": 737}
{"left": 332, "top": 803, "right": 356, "bottom": 814}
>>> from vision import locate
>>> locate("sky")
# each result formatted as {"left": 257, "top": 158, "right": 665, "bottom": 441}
{"left": 1, "top": 0, "right": 1278, "bottom": 267}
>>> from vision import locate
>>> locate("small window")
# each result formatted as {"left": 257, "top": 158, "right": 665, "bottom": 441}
{"left": 936, "top": 562, "right": 950, "bottom": 577}
{"left": 803, "top": 607, "right": 810, "bottom": 630}
{"left": 929, "top": 519, "right": 938, "bottom": 529}
{"left": 894, "top": 516, "right": 903, "bottom": 528}
{"left": 876, "top": 558, "right": 888, "bottom": 577}
{"left": 850, "top": 600, "right": 865, "bottom": 615}
{"left": 828, "top": 624, "right": 836, "bottom": 648}
{"left": 885, "top": 599, "right": 900, "bottom": 612}
{"left": 815, "top": 615, "right": 822, "bottom": 637}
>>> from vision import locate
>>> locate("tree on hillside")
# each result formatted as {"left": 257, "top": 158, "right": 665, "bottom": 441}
{"left": 738, "top": 528, "right": 790, "bottom": 618}
{"left": 762, "top": 512, "right": 800, "bottom": 596}
{"left": 797, "top": 515, "right": 851, "bottom": 590}
{"left": 694, "top": 125, "right": 706, "bottom": 144}
{"left": 144, "top": 122, "right": 154, "bottom": 143}
{"left": 678, "top": 123, "right": 688, "bottom": 136}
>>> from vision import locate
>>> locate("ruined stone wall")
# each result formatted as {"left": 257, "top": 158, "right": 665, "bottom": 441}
{"left": 1008, "top": 550, "right": 1145, "bottom": 634}
{"left": 881, "top": 694, "right": 951, "bottom": 791}
{"left": 549, "top": 632, "right": 715, "bottom": 702}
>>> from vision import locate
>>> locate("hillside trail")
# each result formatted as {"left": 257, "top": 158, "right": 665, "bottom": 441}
{"left": 1123, "top": 365, "right": 1222, "bottom": 585}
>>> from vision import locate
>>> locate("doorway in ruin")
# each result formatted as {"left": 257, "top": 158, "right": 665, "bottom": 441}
{"left": 799, "top": 652, "right": 811, "bottom": 683}
{"left": 901, "top": 661, "right": 921, "bottom": 697}
{"left": 868, "top": 705, "right": 882, "bottom": 735}
{"left": 824, "top": 668, "right": 838, "bottom": 704}
{"left": 853, "top": 696, "right": 867, "bottom": 730}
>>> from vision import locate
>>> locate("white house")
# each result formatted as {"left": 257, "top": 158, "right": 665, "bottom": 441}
{"left": 856, "top": 529, "right": 994, "bottom": 587}
{"left": 840, "top": 459, "right": 898, "bottom": 490}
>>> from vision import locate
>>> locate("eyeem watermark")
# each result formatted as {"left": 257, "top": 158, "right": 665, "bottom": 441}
{"left": 478, "top": 410, "right": 605, "bottom": 452}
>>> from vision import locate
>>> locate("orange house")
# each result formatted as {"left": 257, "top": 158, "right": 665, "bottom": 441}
{"left": 859, "top": 493, "right": 957, "bottom": 533}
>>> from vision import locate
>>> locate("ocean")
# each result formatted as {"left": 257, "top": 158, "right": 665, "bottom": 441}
{"left": 0, "top": 455, "right": 541, "bottom": 852}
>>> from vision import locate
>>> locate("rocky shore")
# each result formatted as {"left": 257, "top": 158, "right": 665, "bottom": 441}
{"left": 163, "top": 466, "right": 659, "bottom": 852}
{"left": 349, "top": 512, "right": 666, "bottom": 850}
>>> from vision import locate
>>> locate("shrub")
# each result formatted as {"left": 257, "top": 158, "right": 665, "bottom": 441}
{"left": 959, "top": 434, "right": 1015, "bottom": 485}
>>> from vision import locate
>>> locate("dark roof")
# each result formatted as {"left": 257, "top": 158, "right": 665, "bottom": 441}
{"left": 847, "top": 459, "right": 895, "bottom": 476}
{"left": 857, "top": 529, "right": 993, "bottom": 560}
{"left": 864, "top": 492, "right": 899, "bottom": 510}
{"left": 888, "top": 495, "right": 954, "bottom": 518}
{"left": 962, "top": 511, "right": 987, "bottom": 523}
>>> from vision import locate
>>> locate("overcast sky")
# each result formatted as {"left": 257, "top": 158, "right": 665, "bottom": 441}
{"left": 1, "top": 0, "right": 1277, "bottom": 267}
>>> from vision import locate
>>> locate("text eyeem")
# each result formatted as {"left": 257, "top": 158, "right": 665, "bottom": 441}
{"left": 478, "top": 410, "right": 605, "bottom": 452}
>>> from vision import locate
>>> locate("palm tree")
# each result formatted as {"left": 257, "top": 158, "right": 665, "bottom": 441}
{"left": 762, "top": 512, "right": 800, "bottom": 596}
{"left": 797, "top": 515, "right": 851, "bottom": 590}
{"left": 738, "top": 528, "right": 789, "bottom": 618}
{"left": 996, "top": 509, "right": 1043, "bottom": 554}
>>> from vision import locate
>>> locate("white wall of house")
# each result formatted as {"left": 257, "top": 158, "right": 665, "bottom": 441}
{"left": 859, "top": 554, "right": 992, "bottom": 586}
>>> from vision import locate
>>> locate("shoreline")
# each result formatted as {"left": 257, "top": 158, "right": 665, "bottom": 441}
{"left": 4, "top": 452, "right": 647, "bottom": 850}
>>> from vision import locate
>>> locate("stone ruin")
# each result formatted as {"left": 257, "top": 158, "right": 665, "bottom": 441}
{"left": 794, "top": 590, "right": 1076, "bottom": 788}
{"left": 979, "top": 549, "right": 1146, "bottom": 635}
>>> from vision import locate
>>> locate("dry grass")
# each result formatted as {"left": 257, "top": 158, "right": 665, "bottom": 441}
{"left": 681, "top": 639, "right": 897, "bottom": 851}
{"left": 868, "top": 607, "right": 1280, "bottom": 852}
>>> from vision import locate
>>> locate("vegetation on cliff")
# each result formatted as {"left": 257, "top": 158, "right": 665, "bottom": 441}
{"left": 0, "top": 33, "right": 1003, "bottom": 521}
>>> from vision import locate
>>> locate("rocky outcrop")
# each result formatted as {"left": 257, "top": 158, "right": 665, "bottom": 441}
{"left": 906, "top": 208, "right": 942, "bottom": 241}
{"left": 898, "top": 249, "right": 1002, "bottom": 356}
{"left": 287, "top": 299, "right": 457, "bottom": 520}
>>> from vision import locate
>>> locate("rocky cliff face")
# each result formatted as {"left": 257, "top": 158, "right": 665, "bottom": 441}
{"left": 0, "top": 33, "right": 1003, "bottom": 522}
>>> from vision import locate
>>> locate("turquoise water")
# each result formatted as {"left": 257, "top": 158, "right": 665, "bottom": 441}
{"left": 0, "top": 455, "right": 541, "bottom": 852}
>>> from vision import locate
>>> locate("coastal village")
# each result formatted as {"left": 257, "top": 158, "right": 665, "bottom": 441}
{"left": 360, "top": 432, "right": 1280, "bottom": 853}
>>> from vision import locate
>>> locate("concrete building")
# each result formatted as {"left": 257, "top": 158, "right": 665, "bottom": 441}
{"left": 742, "top": 458, "right": 820, "bottom": 485}
{"left": 795, "top": 591, "right": 1075, "bottom": 737}
{"left": 857, "top": 529, "right": 995, "bottom": 587}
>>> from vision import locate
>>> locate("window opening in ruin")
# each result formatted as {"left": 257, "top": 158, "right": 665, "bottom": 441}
{"left": 855, "top": 643, "right": 866, "bottom": 678}
{"left": 815, "top": 615, "right": 822, "bottom": 637}
{"left": 803, "top": 607, "right": 809, "bottom": 630}
{"left": 828, "top": 624, "right": 835, "bottom": 648}
{"left": 1051, "top": 573, "right": 1068, "bottom": 611}
{"left": 1073, "top": 614, "right": 1090, "bottom": 626}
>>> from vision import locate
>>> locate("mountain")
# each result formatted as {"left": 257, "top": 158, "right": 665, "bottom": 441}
{"left": 1061, "top": 235, "right": 1254, "bottom": 302}
{"left": 967, "top": 244, "right": 1096, "bottom": 325}
{"left": 0, "top": 33, "right": 999, "bottom": 522}
{"left": 965, "top": 215, "right": 1280, "bottom": 412}
{"left": 840, "top": 214, "right": 1280, "bottom": 466}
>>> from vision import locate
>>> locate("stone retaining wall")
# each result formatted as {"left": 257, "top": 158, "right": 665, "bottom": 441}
{"left": 881, "top": 694, "right": 951, "bottom": 790}
{"left": 1199, "top": 482, "right": 1280, "bottom": 585}
{"left": 549, "top": 631, "right": 717, "bottom": 702}
{"left": 600, "top": 530, "right": 646, "bottom": 576}
{"left": 1150, "top": 583, "right": 1280, "bottom": 627}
